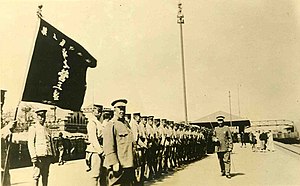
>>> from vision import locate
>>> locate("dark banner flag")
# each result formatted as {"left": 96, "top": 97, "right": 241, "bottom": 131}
{"left": 22, "top": 19, "right": 97, "bottom": 111}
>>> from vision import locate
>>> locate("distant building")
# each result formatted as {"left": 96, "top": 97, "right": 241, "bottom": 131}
{"left": 47, "top": 104, "right": 99, "bottom": 135}
{"left": 190, "top": 111, "right": 251, "bottom": 133}
{"left": 247, "top": 119, "right": 298, "bottom": 136}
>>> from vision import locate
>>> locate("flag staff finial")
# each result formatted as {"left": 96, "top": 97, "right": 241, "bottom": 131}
{"left": 37, "top": 5, "right": 43, "bottom": 18}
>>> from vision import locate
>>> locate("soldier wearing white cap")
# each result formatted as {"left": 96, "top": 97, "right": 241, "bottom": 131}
{"left": 28, "top": 109, "right": 55, "bottom": 186}
{"left": 135, "top": 115, "right": 148, "bottom": 183}
{"left": 155, "top": 119, "right": 165, "bottom": 175}
{"left": 145, "top": 116, "right": 156, "bottom": 179}
{"left": 212, "top": 115, "right": 233, "bottom": 179}
{"left": 129, "top": 113, "right": 147, "bottom": 150}
{"left": 103, "top": 99, "right": 136, "bottom": 185}
{"left": 139, "top": 116, "right": 148, "bottom": 144}
{"left": 130, "top": 113, "right": 140, "bottom": 142}
{"left": 85, "top": 104, "right": 106, "bottom": 186}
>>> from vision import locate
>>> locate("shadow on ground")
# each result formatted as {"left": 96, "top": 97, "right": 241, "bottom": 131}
{"left": 231, "top": 172, "right": 245, "bottom": 178}
{"left": 144, "top": 155, "right": 209, "bottom": 186}
{"left": 11, "top": 181, "right": 29, "bottom": 185}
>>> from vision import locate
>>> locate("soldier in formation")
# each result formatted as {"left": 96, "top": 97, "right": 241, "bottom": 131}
{"left": 21, "top": 100, "right": 209, "bottom": 186}
{"left": 85, "top": 104, "right": 106, "bottom": 186}
{"left": 131, "top": 116, "right": 207, "bottom": 184}
{"left": 80, "top": 99, "right": 209, "bottom": 185}
{"left": 103, "top": 99, "right": 136, "bottom": 185}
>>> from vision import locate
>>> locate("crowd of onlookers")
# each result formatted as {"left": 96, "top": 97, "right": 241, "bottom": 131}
{"left": 249, "top": 130, "right": 275, "bottom": 152}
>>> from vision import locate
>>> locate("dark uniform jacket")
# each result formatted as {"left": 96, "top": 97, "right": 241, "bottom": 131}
{"left": 213, "top": 126, "right": 233, "bottom": 152}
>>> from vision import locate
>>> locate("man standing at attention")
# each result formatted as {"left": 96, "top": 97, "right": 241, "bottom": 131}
{"left": 103, "top": 99, "right": 136, "bottom": 185}
{"left": 85, "top": 104, "right": 106, "bottom": 186}
{"left": 28, "top": 109, "right": 55, "bottom": 186}
{"left": 212, "top": 115, "right": 233, "bottom": 179}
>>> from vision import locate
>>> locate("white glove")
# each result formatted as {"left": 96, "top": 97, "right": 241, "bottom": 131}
{"left": 112, "top": 163, "right": 120, "bottom": 172}
{"left": 212, "top": 137, "right": 218, "bottom": 142}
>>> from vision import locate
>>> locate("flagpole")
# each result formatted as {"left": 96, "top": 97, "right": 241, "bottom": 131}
{"left": 13, "top": 4, "right": 42, "bottom": 124}
{"left": 2, "top": 6, "right": 43, "bottom": 185}
{"left": 19, "top": 5, "right": 43, "bottom": 103}
{"left": 177, "top": 2, "right": 189, "bottom": 126}
{"left": 229, "top": 91, "right": 233, "bottom": 127}
{"left": 237, "top": 84, "right": 241, "bottom": 117}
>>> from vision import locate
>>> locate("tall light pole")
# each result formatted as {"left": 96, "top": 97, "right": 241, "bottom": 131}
{"left": 229, "top": 91, "right": 233, "bottom": 127}
{"left": 177, "top": 3, "right": 189, "bottom": 125}
{"left": 237, "top": 84, "right": 241, "bottom": 117}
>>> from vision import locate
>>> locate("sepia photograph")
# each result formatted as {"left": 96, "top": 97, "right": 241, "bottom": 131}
{"left": 1, "top": 0, "right": 300, "bottom": 186}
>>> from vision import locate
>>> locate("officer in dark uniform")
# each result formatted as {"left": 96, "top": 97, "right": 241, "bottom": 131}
{"left": 212, "top": 115, "right": 233, "bottom": 179}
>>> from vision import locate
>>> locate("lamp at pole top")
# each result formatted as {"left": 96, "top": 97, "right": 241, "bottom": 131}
{"left": 177, "top": 3, "right": 184, "bottom": 24}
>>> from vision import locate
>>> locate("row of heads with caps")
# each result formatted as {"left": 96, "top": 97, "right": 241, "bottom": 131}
{"left": 35, "top": 99, "right": 225, "bottom": 129}
{"left": 89, "top": 99, "right": 204, "bottom": 130}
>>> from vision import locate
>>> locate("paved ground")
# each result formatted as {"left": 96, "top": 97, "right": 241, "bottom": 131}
{"left": 10, "top": 142, "right": 300, "bottom": 186}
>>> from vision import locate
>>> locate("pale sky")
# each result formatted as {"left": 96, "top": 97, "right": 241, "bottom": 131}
{"left": 1, "top": 0, "right": 299, "bottom": 123}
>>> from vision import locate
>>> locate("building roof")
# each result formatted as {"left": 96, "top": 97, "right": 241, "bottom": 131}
{"left": 193, "top": 111, "right": 248, "bottom": 123}
{"left": 190, "top": 111, "right": 251, "bottom": 129}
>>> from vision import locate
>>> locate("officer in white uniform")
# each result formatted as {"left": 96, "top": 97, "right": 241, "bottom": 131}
{"left": 28, "top": 109, "right": 55, "bottom": 186}
{"left": 103, "top": 99, "right": 136, "bottom": 185}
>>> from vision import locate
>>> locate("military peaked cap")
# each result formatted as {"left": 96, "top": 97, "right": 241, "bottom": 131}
{"left": 111, "top": 99, "right": 128, "bottom": 107}
{"left": 125, "top": 114, "right": 131, "bottom": 119}
{"left": 216, "top": 115, "right": 225, "bottom": 121}
{"left": 133, "top": 113, "right": 141, "bottom": 116}
{"left": 35, "top": 109, "right": 47, "bottom": 116}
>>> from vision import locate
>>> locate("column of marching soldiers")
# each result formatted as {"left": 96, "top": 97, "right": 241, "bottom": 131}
{"left": 97, "top": 108, "right": 208, "bottom": 184}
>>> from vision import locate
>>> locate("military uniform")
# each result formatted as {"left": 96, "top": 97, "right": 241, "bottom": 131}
{"left": 1, "top": 120, "right": 16, "bottom": 186}
{"left": 145, "top": 116, "right": 156, "bottom": 179}
{"left": 125, "top": 114, "right": 131, "bottom": 124}
{"left": 156, "top": 119, "right": 165, "bottom": 174}
{"left": 129, "top": 113, "right": 139, "bottom": 142}
{"left": 28, "top": 109, "right": 55, "bottom": 186}
{"left": 103, "top": 99, "right": 136, "bottom": 185}
{"left": 213, "top": 115, "right": 233, "bottom": 178}
{"left": 138, "top": 117, "right": 147, "bottom": 144}
{"left": 134, "top": 116, "right": 148, "bottom": 183}
{"left": 85, "top": 109, "right": 105, "bottom": 186}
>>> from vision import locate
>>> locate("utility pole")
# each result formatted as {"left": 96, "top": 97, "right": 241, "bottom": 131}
{"left": 177, "top": 2, "right": 189, "bottom": 125}
{"left": 229, "top": 91, "right": 233, "bottom": 127}
{"left": 237, "top": 84, "right": 241, "bottom": 117}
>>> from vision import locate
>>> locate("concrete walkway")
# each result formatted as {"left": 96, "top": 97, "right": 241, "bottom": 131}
{"left": 147, "top": 143, "right": 300, "bottom": 186}
{"left": 10, "top": 143, "right": 300, "bottom": 186}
